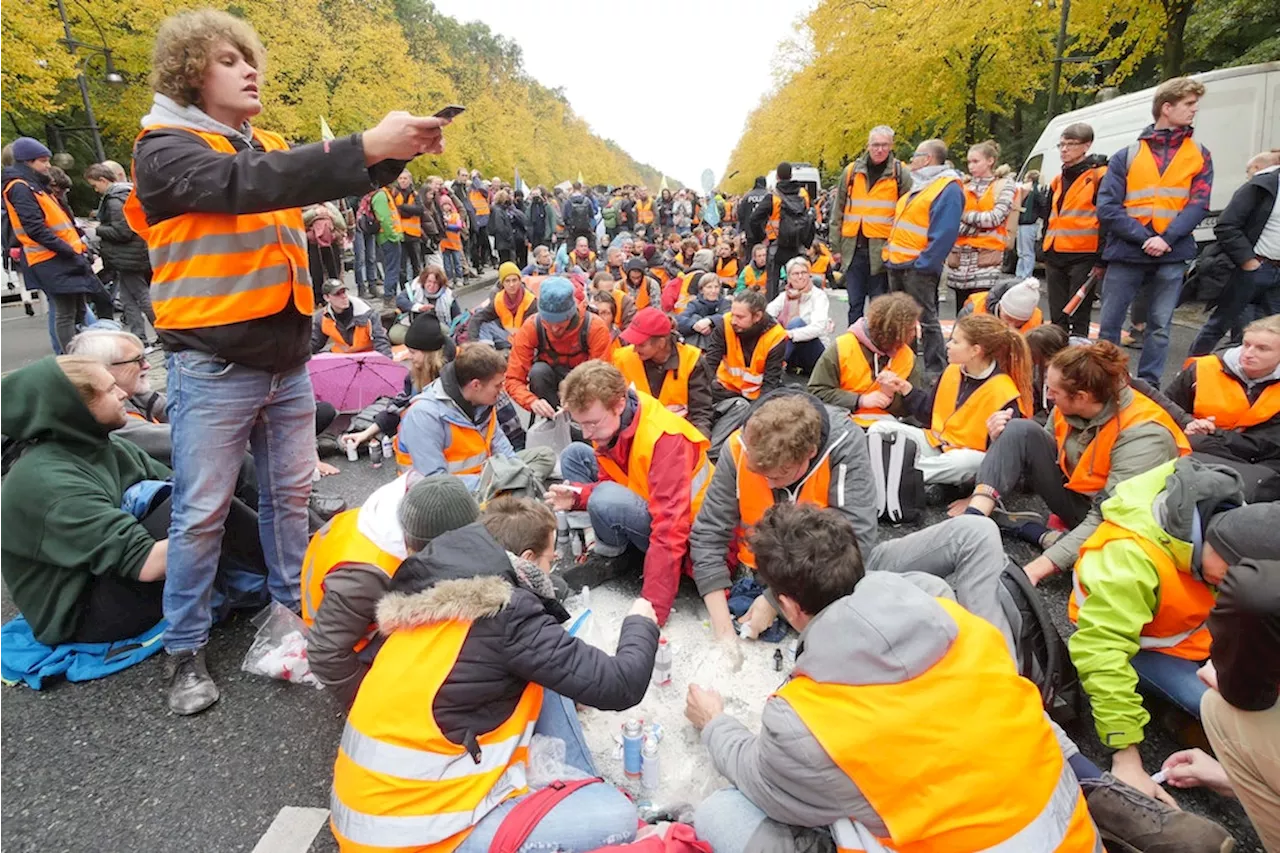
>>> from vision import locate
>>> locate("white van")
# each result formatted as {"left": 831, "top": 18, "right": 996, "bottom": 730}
{"left": 766, "top": 163, "right": 821, "bottom": 204}
{"left": 1021, "top": 62, "right": 1280, "bottom": 241}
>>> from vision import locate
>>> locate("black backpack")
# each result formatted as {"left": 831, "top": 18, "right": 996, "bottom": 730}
{"left": 866, "top": 429, "right": 925, "bottom": 524}
{"left": 356, "top": 192, "right": 380, "bottom": 235}
{"left": 775, "top": 192, "right": 815, "bottom": 250}
{"left": 568, "top": 196, "right": 593, "bottom": 232}
{"left": 997, "top": 560, "right": 1084, "bottom": 718}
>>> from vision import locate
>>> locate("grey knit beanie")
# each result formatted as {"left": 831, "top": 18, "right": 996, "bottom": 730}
{"left": 398, "top": 475, "right": 480, "bottom": 552}
{"left": 1206, "top": 503, "right": 1280, "bottom": 566}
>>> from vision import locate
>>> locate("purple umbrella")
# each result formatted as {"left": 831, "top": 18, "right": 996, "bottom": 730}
{"left": 307, "top": 352, "right": 408, "bottom": 414}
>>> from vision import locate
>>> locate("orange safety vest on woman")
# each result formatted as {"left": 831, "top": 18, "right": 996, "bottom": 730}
{"left": 391, "top": 188, "right": 422, "bottom": 238}
{"left": 1043, "top": 167, "right": 1106, "bottom": 254}
{"left": 726, "top": 428, "right": 833, "bottom": 568}
{"left": 441, "top": 211, "right": 463, "bottom": 252}
{"left": 321, "top": 314, "right": 374, "bottom": 353}
{"left": 1123, "top": 138, "right": 1205, "bottom": 235}
{"left": 123, "top": 126, "right": 313, "bottom": 330}
{"left": 3, "top": 179, "right": 86, "bottom": 266}
{"left": 883, "top": 176, "right": 962, "bottom": 266}
{"left": 1187, "top": 355, "right": 1280, "bottom": 429}
{"left": 594, "top": 391, "right": 712, "bottom": 517}
{"left": 673, "top": 272, "right": 700, "bottom": 313}
{"left": 779, "top": 598, "right": 1099, "bottom": 853}
{"left": 927, "top": 364, "right": 1027, "bottom": 451}
{"left": 468, "top": 187, "right": 490, "bottom": 218}
{"left": 811, "top": 245, "right": 834, "bottom": 276}
{"left": 716, "top": 317, "right": 788, "bottom": 400}
{"left": 331, "top": 619, "right": 542, "bottom": 852}
{"left": 835, "top": 334, "right": 915, "bottom": 427}
{"left": 300, "top": 509, "right": 403, "bottom": 639}
{"left": 955, "top": 178, "right": 1010, "bottom": 252}
{"left": 613, "top": 341, "right": 701, "bottom": 409}
{"left": 1053, "top": 392, "right": 1191, "bottom": 494}
{"left": 1070, "top": 523, "right": 1215, "bottom": 660}
{"left": 965, "top": 291, "right": 1043, "bottom": 334}
{"left": 841, "top": 167, "right": 899, "bottom": 240}
{"left": 493, "top": 288, "right": 536, "bottom": 331}
{"left": 716, "top": 257, "right": 739, "bottom": 288}
{"left": 636, "top": 198, "right": 654, "bottom": 225}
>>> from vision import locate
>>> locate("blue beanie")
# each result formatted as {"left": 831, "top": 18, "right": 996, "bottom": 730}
{"left": 538, "top": 277, "right": 577, "bottom": 323}
{"left": 12, "top": 137, "right": 52, "bottom": 163}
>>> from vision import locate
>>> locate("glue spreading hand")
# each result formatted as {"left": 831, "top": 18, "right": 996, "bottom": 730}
{"left": 685, "top": 684, "right": 724, "bottom": 731}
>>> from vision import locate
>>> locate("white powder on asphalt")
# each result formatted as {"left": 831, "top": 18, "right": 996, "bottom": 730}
{"left": 563, "top": 585, "right": 792, "bottom": 815}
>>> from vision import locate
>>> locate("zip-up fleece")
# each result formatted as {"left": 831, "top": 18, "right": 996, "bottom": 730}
{"left": 399, "top": 370, "right": 516, "bottom": 491}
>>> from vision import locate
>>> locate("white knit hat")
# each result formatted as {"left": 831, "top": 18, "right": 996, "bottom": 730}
{"left": 1000, "top": 278, "right": 1041, "bottom": 322}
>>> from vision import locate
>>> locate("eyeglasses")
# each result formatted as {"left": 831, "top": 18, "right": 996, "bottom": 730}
{"left": 111, "top": 354, "right": 148, "bottom": 368}
{"left": 1056, "top": 140, "right": 1085, "bottom": 149}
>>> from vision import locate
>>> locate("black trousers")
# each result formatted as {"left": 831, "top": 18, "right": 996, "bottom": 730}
{"left": 528, "top": 362, "right": 573, "bottom": 408}
{"left": 1045, "top": 255, "right": 1096, "bottom": 338}
{"left": 765, "top": 245, "right": 800, "bottom": 301}
{"left": 975, "top": 419, "right": 1092, "bottom": 524}
{"left": 887, "top": 266, "right": 947, "bottom": 377}
{"left": 401, "top": 237, "right": 423, "bottom": 282}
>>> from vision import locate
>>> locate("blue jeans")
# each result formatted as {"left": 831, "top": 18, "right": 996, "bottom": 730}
{"left": 163, "top": 351, "right": 315, "bottom": 651}
{"left": 695, "top": 789, "right": 830, "bottom": 853}
{"left": 784, "top": 317, "right": 825, "bottom": 373}
{"left": 1016, "top": 223, "right": 1039, "bottom": 279}
{"left": 843, "top": 242, "right": 886, "bottom": 324}
{"left": 378, "top": 240, "right": 402, "bottom": 299}
{"left": 351, "top": 230, "right": 371, "bottom": 287}
{"left": 478, "top": 319, "right": 512, "bottom": 348}
{"left": 443, "top": 248, "right": 464, "bottom": 282}
{"left": 1098, "top": 261, "right": 1188, "bottom": 385}
{"left": 455, "top": 691, "right": 637, "bottom": 853}
{"left": 1131, "top": 650, "right": 1208, "bottom": 718}
{"left": 559, "top": 443, "right": 652, "bottom": 557}
{"left": 1189, "top": 262, "right": 1280, "bottom": 357}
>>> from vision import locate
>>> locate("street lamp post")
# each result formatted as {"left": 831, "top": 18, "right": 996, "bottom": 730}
{"left": 54, "top": 0, "right": 123, "bottom": 164}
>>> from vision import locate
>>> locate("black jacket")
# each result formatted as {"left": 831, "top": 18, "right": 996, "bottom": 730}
{"left": 738, "top": 183, "right": 769, "bottom": 245}
{"left": 748, "top": 180, "right": 809, "bottom": 250}
{"left": 95, "top": 184, "right": 151, "bottom": 273}
{"left": 133, "top": 128, "right": 405, "bottom": 372}
{"left": 1215, "top": 168, "right": 1279, "bottom": 267}
{"left": 1, "top": 164, "right": 99, "bottom": 296}
{"left": 378, "top": 523, "right": 658, "bottom": 745}
{"left": 704, "top": 313, "right": 786, "bottom": 403}
{"left": 1209, "top": 557, "right": 1280, "bottom": 711}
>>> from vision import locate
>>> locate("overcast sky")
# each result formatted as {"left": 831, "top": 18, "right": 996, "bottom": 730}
{"left": 428, "top": 0, "right": 812, "bottom": 188}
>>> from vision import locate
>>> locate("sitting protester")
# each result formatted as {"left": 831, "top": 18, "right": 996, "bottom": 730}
{"left": 310, "top": 279, "right": 392, "bottom": 357}
{"left": 330, "top": 518, "right": 658, "bottom": 852}
{"left": 303, "top": 475, "right": 479, "bottom": 706}
{"left": 612, "top": 307, "right": 714, "bottom": 437}
{"left": 687, "top": 502, "right": 1103, "bottom": 853}
{"left": 958, "top": 340, "right": 1190, "bottom": 584}
{"left": 397, "top": 343, "right": 555, "bottom": 488}
{"left": 809, "top": 292, "right": 924, "bottom": 427}
{"left": 690, "top": 390, "right": 877, "bottom": 641}
{"left": 736, "top": 243, "right": 769, "bottom": 293}
{"left": 662, "top": 249, "right": 714, "bottom": 314}
{"left": 589, "top": 270, "right": 636, "bottom": 331}
{"left": 1068, "top": 458, "right": 1248, "bottom": 802}
{"left": 704, "top": 289, "right": 789, "bottom": 448}
{"left": 867, "top": 313, "right": 1033, "bottom": 491}
{"left": 622, "top": 256, "right": 663, "bottom": 312}
{"left": 957, "top": 275, "right": 1044, "bottom": 334}
{"left": 677, "top": 272, "right": 731, "bottom": 350}
{"left": 504, "top": 277, "right": 611, "bottom": 419}
{"left": 561, "top": 235, "right": 597, "bottom": 273}
{"left": 467, "top": 261, "right": 538, "bottom": 349}
{"left": 766, "top": 256, "right": 832, "bottom": 374}
{"left": 520, "top": 244, "right": 554, "bottom": 277}
{"left": 714, "top": 239, "right": 740, "bottom": 289}
{"left": 392, "top": 263, "right": 460, "bottom": 345}
{"left": 588, "top": 290, "right": 625, "bottom": 357}
{"left": 547, "top": 361, "right": 713, "bottom": 625}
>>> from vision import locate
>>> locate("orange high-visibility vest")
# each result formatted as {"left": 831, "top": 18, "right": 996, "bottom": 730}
{"left": 628, "top": 278, "right": 653, "bottom": 311}
{"left": 841, "top": 166, "right": 899, "bottom": 240}
{"left": 780, "top": 598, "right": 1100, "bottom": 853}
{"left": 493, "top": 288, "right": 536, "bottom": 331}
{"left": 613, "top": 341, "right": 702, "bottom": 409}
{"left": 927, "top": 365, "right": 1027, "bottom": 451}
{"left": 726, "top": 428, "right": 832, "bottom": 568}
{"left": 764, "top": 191, "right": 810, "bottom": 243}
{"left": 966, "top": 291, "right": 1043, "bottom": 334}
{"left": 1044, "top": 167, "right": 1106, "bottom": 253}
{"left": 1123, "top": 138, "right": 1205, "bottom": 235}
{"left": 599, "top": 287, "right": 625, "bottom": 329}
{"left": 716, "top": 317, "right": 787, "bottom": 400}
{"left": 835, "top": 334, "right": 915, "bottom": 427}
{"left": 3, "top": 179, "right": 86, "bottom": 265}
{"left": 391, "top": 401, "right": 497, "bottom": 476}
{"left": 1186, "top": 355, "right": 1280, "bottom": 430}
{"left": 321, "top": 314, "right": 375, "bottom": 353}
{"left": 673, "top": 272, "right": 700, "bottom": 313}
{"left": 380, "top": 187, "right": 403, "bottom": 236}
{"left": 300, "top": 509, "right": 402, "bottom": 648}
{"left": 123, "top": 126, "right": 313, "bottom": 331}
{"left": 392, "top": 187, "right": 422, "bottom": 238}
{"left": 883, "top": 175, "right": 962, "bottom": 266}
{"left": 1071, "top": 522, "right": 1215, "bottom": 660}
{"left": 331, "top": 619, "right": 542, "bottom": 852}
{"left": 715, "top": 257, "right": 739, "bottom": 288}
{"left": 441, "top": 211, "right": 463, "bottom": 252}
{"left": 469, "top": 187, "right": 490, "bottom": 217}
{"left": 956, "top": 178, "right": 1011, "bottom": 252}
{"left": 1053, "top": 392, "right": 1191, "bottom": 494}
{"left": 741, "top": 264, "right": 768, "bottom": 291}
{"left": 811, "top": 245, "right": 834, "bottom": 276}
{"left": 594, "top": 391, "right": 712, "bottom": 519}
{"left": 636, "top": 198, "right": 654, "bottom": 225}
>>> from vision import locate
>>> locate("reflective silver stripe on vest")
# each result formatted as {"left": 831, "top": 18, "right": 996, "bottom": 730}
{"left": 890, "top": 220, "right": 928, "bottom": 237}
{"left": 1057, "top": 208, "right": 1098, "bottom": 218}
{"left": 1075, "top": 573, "right": 1203, "bottom": 650}
{"left": 831, "top": 763, "right": 1092, "bottom": 853}
{"left": 148, "top": 222, "right": 304, "bottom": 271}
{"left": 1045, "top": 228, "right": 1098, "bottom": 238}
{"left": 689, "top": 460, "right": 711, "bottom": 501}
{"left": 331, "top": 762, "right": 529, "bottom": 847}
{"left": 338, "top": 720, "right": 535, "bottom": 781}
{"left": 721, "top": 364, "right": 764, "bottom": 394}
{"left": 844, "top": 213, "right": 895, "bottom": 224}
{"left": 446, "top": 451, "right": 491, "bottom": 473}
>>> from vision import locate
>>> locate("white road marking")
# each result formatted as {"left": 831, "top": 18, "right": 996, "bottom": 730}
{"left": 251, "top": 806, "right": 330, "bottom": 853}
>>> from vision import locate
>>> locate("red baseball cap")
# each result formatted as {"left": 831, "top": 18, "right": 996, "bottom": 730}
{"left": 620, "top": 307, "right": 672, "bottom": 346}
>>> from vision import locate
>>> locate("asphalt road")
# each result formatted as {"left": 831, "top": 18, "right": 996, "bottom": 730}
{"left": 0, "top": 277, "right": 1264, "bottom": 852}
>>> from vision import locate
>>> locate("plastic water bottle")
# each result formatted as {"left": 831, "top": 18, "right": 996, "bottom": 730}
{"left": 653, "top": 637, "right": 672, "bottom": 687}
{"left": 344, "top": 437, "right": 359, "bottom": 462}
{"left": 380, "top": 435, "right": 394, "bottom": 463}
{"left": 641, "top": 735, "right": 660, "bottom": 793}
{"left": 622, "top": 719, "right": 644, "bottom": 779}
{"left": 369, "top": 439, "right": 383, "bottom": 469}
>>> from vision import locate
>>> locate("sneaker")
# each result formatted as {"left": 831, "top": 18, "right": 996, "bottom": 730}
{"left": 1083, "top": 772, "right": 1235, "bottom": 852}
{"left": 1121, "top": 328, "right": 1143, "bottom": 348}
{"left": 923, "top": 484, "right": 949, "bottom": 505}
{"left": 309, "top": 493, "right": 347, "bottom": 523}
{"left": 990, "top": 502, "right": 1045, "bottom": 531}
{"left": 560, "top": 550, "right": 628, "bottom": 590}
{"left": 164, "top": 649, "right": 220, "bottom": 716}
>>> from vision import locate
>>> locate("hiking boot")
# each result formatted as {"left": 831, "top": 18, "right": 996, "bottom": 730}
{"left": 560, "top": 550, "right": 628, "bottom": 591}
{"left": 309, "top": 493, "right": 347, "bottom": 523}
{"left": 164, "top": 649, "right": 220, "bottom": 716}
{"left": 1083, "top": 772, "right": 1235, "bottom": 852}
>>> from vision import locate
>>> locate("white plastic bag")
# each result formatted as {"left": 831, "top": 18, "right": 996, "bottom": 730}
{"left": 527, "top": 734, "right": 592, "bottom": 788}
{"left": 241, "top": 602, "right": 323, "bottom": 688}
{"left": 526, "top": 411, "right": 572, "bottom": 478}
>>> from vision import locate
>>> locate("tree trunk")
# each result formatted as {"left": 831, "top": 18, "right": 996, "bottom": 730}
{"left": 1161, "top": 0, "right": 1196, "bottom": 77}
{"left": 964, "top": 47, "right": 986, "bottom": 147}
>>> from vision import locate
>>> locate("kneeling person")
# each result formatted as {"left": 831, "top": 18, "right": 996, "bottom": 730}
{"left": 311, "top": 279, "right": 392, "bottom": 357}
{"left": 612, "top": 307, "right": 713, "bottom": 436}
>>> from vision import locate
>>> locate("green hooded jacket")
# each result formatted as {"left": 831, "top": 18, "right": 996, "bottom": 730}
{"left": 1, "top": 357, "right": 171, "bottom": 645}
{"left": 1069, "top": 458, "right": 1242, "bottom": 749}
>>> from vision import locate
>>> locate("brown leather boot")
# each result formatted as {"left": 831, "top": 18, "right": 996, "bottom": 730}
{"left": 1083, "top": 772, "right": 1235, "bottom": 852}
